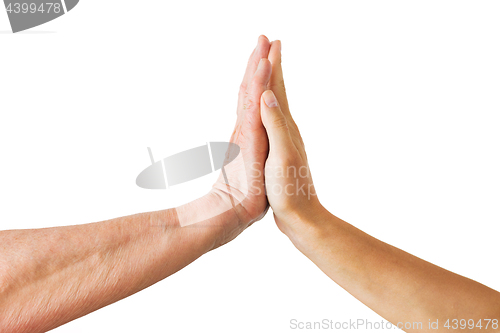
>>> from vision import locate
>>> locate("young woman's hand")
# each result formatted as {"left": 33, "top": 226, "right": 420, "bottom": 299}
{"left": 260, "top": 41, "right": 325, "bottom": 245}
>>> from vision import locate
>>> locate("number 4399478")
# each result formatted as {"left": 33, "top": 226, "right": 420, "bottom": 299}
{"left": 6, "top": 3, "right": 62, "bottom": 14}
{"left": 444, "top": 319, "right": 498, "bottom": 330}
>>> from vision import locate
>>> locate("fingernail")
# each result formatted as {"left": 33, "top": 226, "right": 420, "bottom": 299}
{"left": 263, "top": 90, "right": 278, "bottom": 108}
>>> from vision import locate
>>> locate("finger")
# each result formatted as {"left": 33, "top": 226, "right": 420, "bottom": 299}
{"left": 267, "top": 40, "right": 290, "bottom": 117}
{"left": 247, "top": 58, "right": 272, "bottom": 101}
{"left": 239, "top": 58, "right": 272, "bottom": 132}
{"left": 241, "top": 35, "right": 271, "bottom": 92}
{"left": 238, "top": 36, "right": 270, "bottom": 116}
{"left": 260, "top": 90, "right": 294, "bottom": 153}
{"left": 268, "top": 40, "right": 305, "bottom": 152}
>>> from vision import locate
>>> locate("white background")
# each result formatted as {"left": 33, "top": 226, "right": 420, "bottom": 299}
{"left": 1, "top": 1, "right": 499, "bottom": 332}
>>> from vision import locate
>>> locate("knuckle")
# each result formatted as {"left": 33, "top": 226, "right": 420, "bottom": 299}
{"left": 272, "top": 115, "right": 288, "bottom": 129}
{"left": 250, "top": 74, "right": 267, "bottom": 90}
{"left": 239, "top": 82, "right": 248, "bottom": 94}
{"left": 243, "top": 94, "right": 257, "bottom": 111}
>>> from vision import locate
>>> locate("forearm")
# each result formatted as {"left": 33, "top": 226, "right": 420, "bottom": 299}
{"left": 0, "top": 192, "right": 230, "bottom": 333}
{"left": 289, "top": 206, "right": 500, "bottom": 332}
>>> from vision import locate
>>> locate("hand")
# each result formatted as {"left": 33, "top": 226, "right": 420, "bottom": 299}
{"left": 260, "top": 50, "right": 500, "bottom": 326}
{"left": 195, "top": 36, "right": 273, "bottom": 246}
{"left": 259, "top": 42, "right": 324, "bottom": 243}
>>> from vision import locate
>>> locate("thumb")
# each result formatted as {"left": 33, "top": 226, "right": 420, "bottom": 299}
{"left": 260, "top": 90, "right": 293, "bottom": 151}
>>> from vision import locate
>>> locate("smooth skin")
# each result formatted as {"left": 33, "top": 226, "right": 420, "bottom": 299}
{"left": 0, "top": 35, "right": 273, "bottom": 333}
{"left": 261, "top": 39, "right": 500, "bottom": 332}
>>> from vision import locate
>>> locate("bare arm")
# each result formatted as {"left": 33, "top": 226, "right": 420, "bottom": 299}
{"left": 0, "top": 35, "right": 274, "bottom": 333}
{"left": 0, "top": 194, "right": 229, "bottom": 332}
{"left": 290, "top": 207, "right": 500, "bottom": 332}
{"left": 260, "top": 40, "right": 500, "bottom": 332}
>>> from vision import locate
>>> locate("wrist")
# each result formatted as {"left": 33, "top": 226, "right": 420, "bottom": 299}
{"left": 279, "top": 202, "right": 335, "bottom": 256}
{"left": 174, "top": 190, "right": 243, "bottom": 252}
